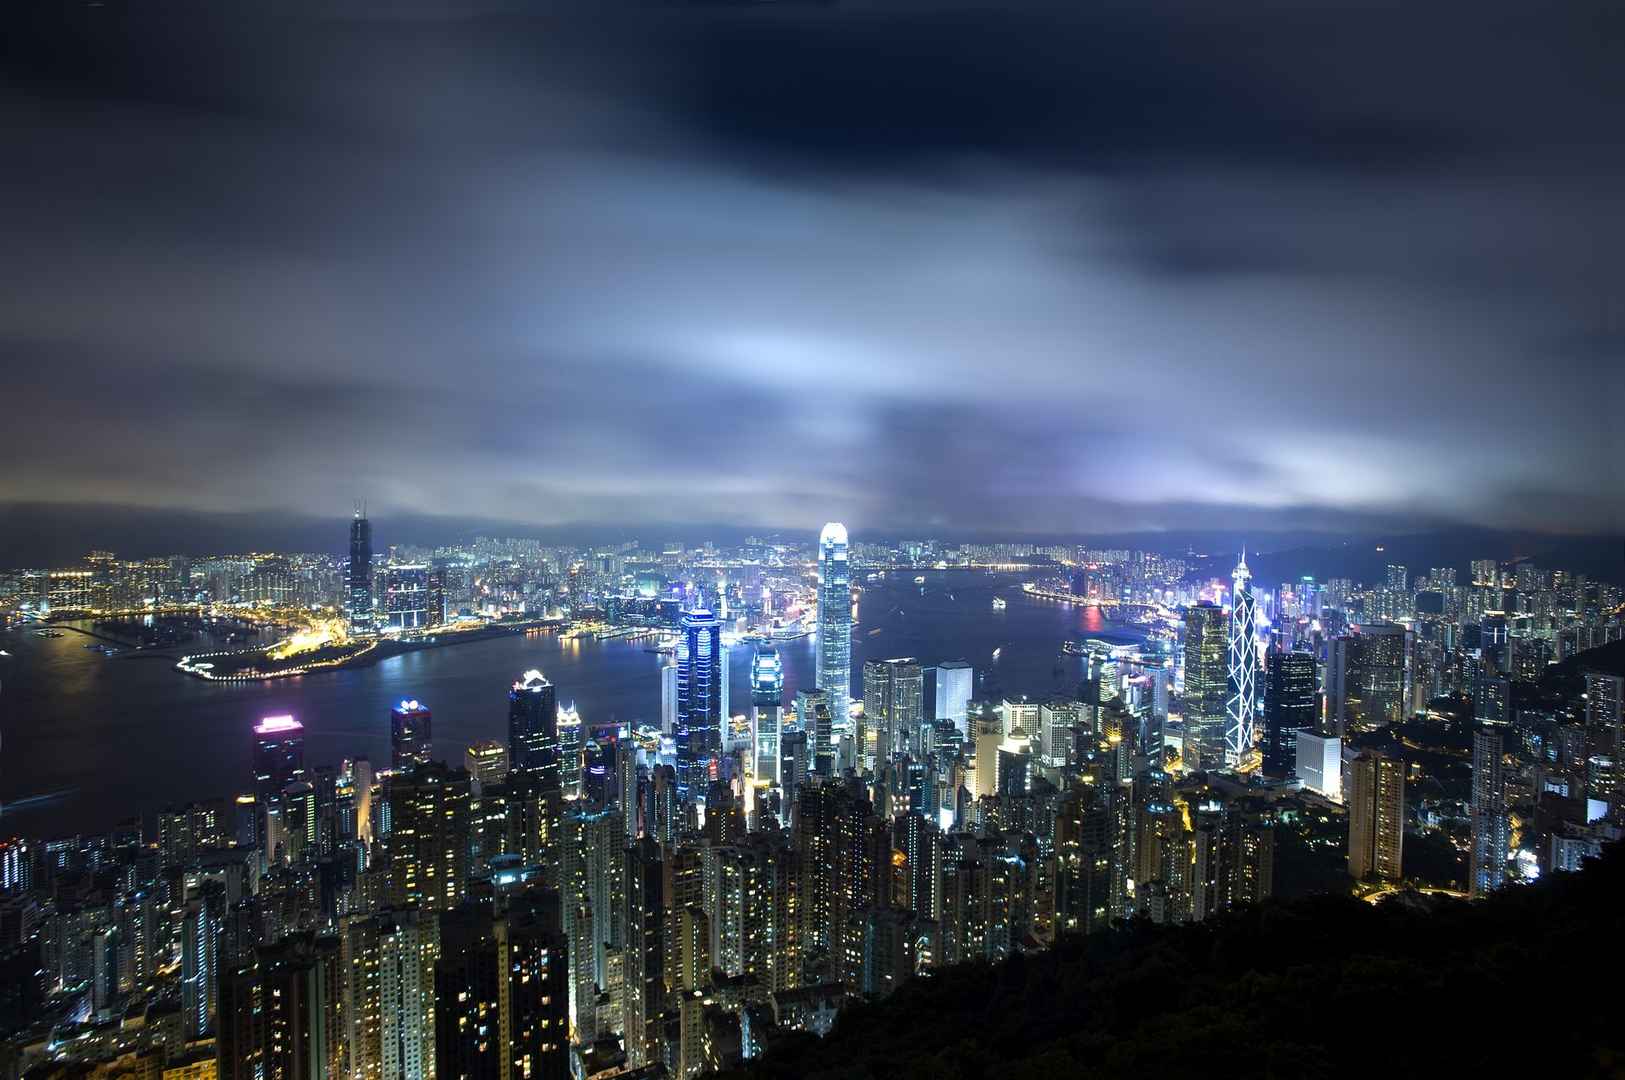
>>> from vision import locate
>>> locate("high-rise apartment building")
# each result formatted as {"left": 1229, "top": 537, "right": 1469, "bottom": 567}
{"left": 1348, "top": 751, "right": 1405, "bottom": 882}
{"left": 1470, "top": 726, "right": 1508, "bottom": 897}
{"left": 383, "top": 763, "right": 472, "bottom": 912}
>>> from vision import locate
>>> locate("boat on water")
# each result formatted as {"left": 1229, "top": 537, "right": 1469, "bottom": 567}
{"left": 991, "top": 646, "right": 1002, "bottom": 661}
{"left": 914, "top": 575, "right": 926, "bottom": 584}
{"left": 867, "top": 627, "right": 883, "bottom": 636}
{"left": 992, "top": 597, "right": 1007, "bottom": 610}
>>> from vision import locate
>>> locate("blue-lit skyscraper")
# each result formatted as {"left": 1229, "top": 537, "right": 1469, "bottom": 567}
{"left": 1225, "top": 552, "right": 1260, "bottom": 769}
{"left": 750, "top": 644, "right": 784, "bottom": 783}
{"left": 816, "top": 522, "right": 852, "bottom": 735}
{"left": 675, "top": 608, "right": 723, "bottom": 801}
{"left": 347, "top": 506, "right": 373, "bottom": 633}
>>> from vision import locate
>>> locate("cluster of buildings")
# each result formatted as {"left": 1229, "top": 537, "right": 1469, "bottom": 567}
{"left": 1, "top": 519, "right": 1622, "bottom": 1078}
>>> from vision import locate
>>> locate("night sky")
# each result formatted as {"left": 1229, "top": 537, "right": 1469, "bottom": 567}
{"left": 3, "top": 0, "right": 1622, "bottom": 546}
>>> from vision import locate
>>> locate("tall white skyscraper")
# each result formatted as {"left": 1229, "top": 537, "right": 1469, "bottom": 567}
{"left": 660, "top": 660, "right": 677, "bottom": 734}
{"left": 1226, "top": 551, "right": 1260, "bottom": 768}
{"left": 816, "top": 522, "right": 852, "bottom": 731}
{"left": 935, "top": 660, "right": 973, "bottom": 736}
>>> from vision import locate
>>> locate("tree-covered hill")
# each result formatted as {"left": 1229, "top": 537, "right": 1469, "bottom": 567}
{"left": 724, "top": 845, "right": 1625, "bottom": 1080}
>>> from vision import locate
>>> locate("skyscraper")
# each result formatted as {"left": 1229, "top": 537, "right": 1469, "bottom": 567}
{"left": 383, "top": 762, "right": 472, "bottom": 912}
{"left": 464, "top": 740, "right": 510, "bottom": 791}
{"left": 1470, "top": 726, "right": 1508, "bottom": 897}
{"left": 816, "top": 523, "right": 852, "bottom": 734}
{"left": 660, "top": 659, "right": 678, "bottom": 734}
{"left": 390, "top": 699, "right": 433, "bottom": 770}
{"left": 935, "top": 660, "right": 973, "bottom": 736}
{"left": 347, "top": 506, "right": 373, "bottom": 634}
{"left": 750, "top": 645, "right": 784, "bottom": 784}
{"left": 1330, "top": 624, "right": 1409, "bottom": 734}
{"left": 1263, "top": 651, "right": 1317, "bottom": 778}
{"left": 1347, "top": 751, "right": 1405, "bottom": 882}
{"left": 253, "top": 715, "right": 306, "bottom": 800}
{"left": 508, "top": 669, "right": 560, "bottom": 786}
{"left": 863, "top": 657, "right": 924, "bottom": 765}
{"left": 675, "top": 607, "right": 723, "bottom": 801}
{"left": 1182, "top": 602, "right": 1228, "bottom": 771}
{"left": 382, "top": 564, "right": 432, "bottom": 629}
{"left": 1225, "top": 553, "right": 1260, "bottom": 769}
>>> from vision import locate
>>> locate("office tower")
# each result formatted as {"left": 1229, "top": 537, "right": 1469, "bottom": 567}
{"left": 675, "top": 607, "right": 723, "bottom": 801}
{"left": 935, "top": 660, "right": 973, "bottom": 736}
{"left": 1471, "top": 559, "right": 1498, "bottom": 587}
{"left": 1347, "top": 751, "right": 1405, "bottom": 882}
{"left": 382, "top": 564, "right": 432, "bottom": 630}
{"left": 884, "top": 658, "right": 925, "bottom": 761}
{"left": 465, "top": 740, "right": 510, "bottom": 791}
{"left": 343, "top": 908, "right": 440, "bottom": 1080}
{"left": 347, "top": 506, "right": 374, "bottom": 633}
{"left": 660, "top": 660, "right": 678, "bottom": 735}
{"left": 254, "top": 716, "right": 306, "bottom": 800}
{"left": 384, "top": 763, "right": 472, "bottom": 912}
{"left": 1470, "top": 727, "right": 1508, "bottom": 897}
{"left": 779, "top": 729, "right": 809, "bottom": 806}
{"left": 1295, "top": 731, "right": 1342, "bottom": 802}
{"left": 970, "top": 708, "right": 1004, "bottom": 799}
{"left": 750, "top": 645, "right": 784, "bottom": 784}
{"left": 1225, "top": 554, "right": 1260, "bottom": 769}
{"left": 1039, "top": 700, "right": 1081, "bottom": 769}
{"left": 181, "top": 882, "right": 225, "bottom": 1039}
{"left": 509, "top": 669, "right": 560, "bottom": 784}
{"left": 816, "top": 523, "right": 853, "bottom": 733}
{"left": 557, "top": 703, "right": 583, "bottom": 800}
{"left": 1182, "top": 602, "right": 1229, "bottom": 770}
{"left": 1263, "top": 651, "right": 1317, "bottom": 778}
{"left": 795, "top": 688, "right": 833, "bottom": 777}
{"left": 390, "top": 699, "right": 433, "bottom": 770}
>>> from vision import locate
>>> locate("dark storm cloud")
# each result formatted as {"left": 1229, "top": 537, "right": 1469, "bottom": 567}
{"left": 1, "top": 0, "right": 1621, "bottom": 543}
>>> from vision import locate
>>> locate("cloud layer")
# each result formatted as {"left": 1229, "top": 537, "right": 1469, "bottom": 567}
{"left": 2, "top": 0, "right": 1621, "bottom": 536}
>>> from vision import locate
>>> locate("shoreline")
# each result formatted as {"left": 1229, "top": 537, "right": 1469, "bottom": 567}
{"left": 175, "top": 621, "right": 561, "bottom": 682}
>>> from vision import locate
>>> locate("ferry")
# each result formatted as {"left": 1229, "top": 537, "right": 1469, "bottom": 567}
{"left": 991, "top": 646, "right": 1002, "bottom": 662}
{"left": 914, "top": 575, "right": 926, "bottom": 585}
{"left": 992, "top": 597, "right": 1007, "bottom": 611}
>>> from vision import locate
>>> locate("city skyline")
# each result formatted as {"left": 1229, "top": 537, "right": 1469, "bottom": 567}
{"left": 2, "top": 0, "right": 1623, "bottom": 1074}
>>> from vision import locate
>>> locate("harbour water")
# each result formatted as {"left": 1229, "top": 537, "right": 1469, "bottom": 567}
{"left": 0, "top": 571, "right": 1135, "bottom": 837}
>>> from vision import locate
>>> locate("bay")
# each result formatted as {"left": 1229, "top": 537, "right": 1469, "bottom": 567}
{"left": 0, "top": 571, "right": 1134, "bottom": 837}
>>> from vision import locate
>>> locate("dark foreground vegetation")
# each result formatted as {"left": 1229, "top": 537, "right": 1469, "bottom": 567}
{"left": 724, "top": 844, "right": 1625, "bottom": 1080}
